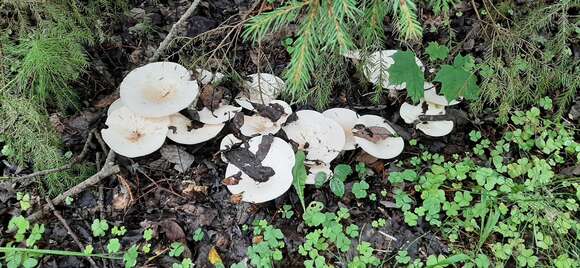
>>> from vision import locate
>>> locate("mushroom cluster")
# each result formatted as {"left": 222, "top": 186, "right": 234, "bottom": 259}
{"left": 101, "top": 59, "right": 456, "bottom": 205}
{"left": 102, "top": 62, "right": 231, "bottom": 158}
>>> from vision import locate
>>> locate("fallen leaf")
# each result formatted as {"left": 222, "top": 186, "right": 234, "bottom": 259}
{"left": 200, "top": 84, "right": 224, "bottom": 111}
{"left": 230, "top": 194, "right": 243, "bottom": 204}
{"left": 352, "top": 125, "right": 392, "bottom": 143}
{"left": 160, "top": 145, "right": 195, "bottom": 173}
{"left": 160, "top": 220, "right": 186, "bottom": 242}
{"left": 208, "top": 246, "right": 223, "bottom": 265}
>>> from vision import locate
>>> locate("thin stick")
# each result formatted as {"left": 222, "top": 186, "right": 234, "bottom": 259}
{"left": 8, "top": 130, "right": 96, "bottom": 183}
{"left": 149, "top": 0, "right": 202, "bottom": 62}
{"left": 45, "top": 197, "right": 99, "bottom": 268}
{"left": 28, "top": 151, "right": 119, "bottom": 222}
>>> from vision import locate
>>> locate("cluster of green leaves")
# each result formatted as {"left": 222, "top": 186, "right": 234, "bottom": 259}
{"left": 300, "top": 202, "right": 367, "bottom": 267}
{"left": 246, "top": 220, "right": 286, "bottom": 268}
{"left": 243, "top": 0, "right": 460, "bottom": 105}
{"left": 472, "top": 0, "right": 579, "bottom": 122}
{"left": 387, "top": 106, "right": 580, "bottom": 266}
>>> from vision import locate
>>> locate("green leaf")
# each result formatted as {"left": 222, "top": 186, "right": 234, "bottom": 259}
{"left": 314, "top": 172, "right": 327, "bottom": 188}
{"left": 330, "top": 178, "right": 345, "bottom": 198}
{"left": 434, "top": 64, "right": 479, "bottom": 102}
{"left": 333, "top": 164, "right": 352, "bottom": 181}
{"left": 107, "top": 238, "right": 121, "bottom": 254}
{"left": 292, "top": 151, "right": 307, "bottom": 210}
{"left": 388, "top": 51, "right": 425, "bottom": 103}
{"left": 123, "top": 245, "right": 139, "bottom": 268}
{"left": 425, "top": 42, "right": 449, "bottom": 61}
{"left": 352, "top": 181, "right": 369, "bottom": 199}
{"left": 91, "top": 219, "right": 109, "bottom": 237}
{"left": 453, "top": 54, "right": 476, "bottom": 71}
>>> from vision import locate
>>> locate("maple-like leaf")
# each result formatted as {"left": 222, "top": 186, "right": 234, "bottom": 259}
{"left": 425, "top": 42, "right": 449, "bottom": 61}
{"left": 388, "top": 51, "right": 424, "bottom": 103}
{"left": 434, "top": 65, "right": 479, "bottom": 102}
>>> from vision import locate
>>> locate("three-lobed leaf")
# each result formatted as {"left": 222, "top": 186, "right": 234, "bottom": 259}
{"left": 425, "top": 42, "right": 449, "bottom": 61}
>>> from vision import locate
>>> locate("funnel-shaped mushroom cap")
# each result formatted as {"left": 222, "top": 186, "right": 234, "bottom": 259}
{"left": 282, "top": 110, "right": 345, "bottom": 163}
{"left": 101, "top": 107, "right": 169, "bottom": 158}
{"left": 107, "top": 98, "right": 125, "bottom": 116}
{"left": 416, "top": 104, "right": 454, "bottom": 137}
{"left": 305, "top": 161, "right": 332, "bottom": 185}
{"left": 166, "top": 113, "right": 224, "bottom": 145}
{"left": 219, "top": 134, "right": 242, "bottom": 163}
{"left": 236, "top": 73, "right": 285, "bottom": 110}
{"left": 363, "top": 50, "right": 424, "bottom": 90}
{"left": 240, "top": 116, "right": 279, "bottom": 137}
{"left": 195, "top": 68, "right": 225, "bottom": 85}
{"left": 225, "top": 135, "right": 295, "bottom": 203}
{"left": 120, "top": 62, "right": 199, "bottom": 118}
{"left": 424, "top": 83, "right": 460, "bottom": 106}
{"left": 322, "top": 108, "right": 359, "bottom": 150}
{"left": 399, "top": 102, "right": 424, "bottom": 124}
{"left": 353, "top": 115, "right": 404, "bottom": 159}
{"left": 197, "top": 103, "right": 242, "bottom": 124}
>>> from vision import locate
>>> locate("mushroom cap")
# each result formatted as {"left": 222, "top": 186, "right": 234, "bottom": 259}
{"left": 282, "top": 110, "right": 345, "bottom": 163}
{"left": 107, "top": 98, "right": 125, "bottom": 116}
{"left": 166, "top": 113, "right": 224, "bottom": 145}
{"left": 416, "top": 104, "right": 454, "bottom": 137}
{"left": 219, "top": 134, "right": 242, "bottom": 163}
{"left": 399, "top": 102, "right": 424, "bottom": 124}
{"left": 353, "top": 115, "right": 404, "bottom": 159}
{"left": 197, "top": 104, "right": 242, "bottom": 124}
{"left": 363, "top": 50, "right": 424, "bottom": 90}
{"left": 305, "top": 161, "right": 332, "bottom": 185}
{"left": 424, "top": 83, "right": 460, "bottom": 106}
{"left": 120, "top": 62, "right": 199, "bottom": 118}
{"left": 322, "top": 108, "right": 359, "bottom": 150}
{"left": 236, "top": 73, "right": 285, "bottom": 110}
{"left": 239, "top": 115, "right": 279, "bottom": 137}
{"left": 239, "top": 100, "right": 293, "bottom": 137}
{"left": 225, "top": 135, "right": 295, "bottom": 203}
{"left": 195, "top": 68, "right": 224, "bottom": 85}
{"left": 101, "top": 107, "right": 169, "bottom": 158}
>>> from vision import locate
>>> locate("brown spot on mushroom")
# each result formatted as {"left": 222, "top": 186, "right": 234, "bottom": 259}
{"left": 127, "top": 131, "right": 144, "bottom": 143}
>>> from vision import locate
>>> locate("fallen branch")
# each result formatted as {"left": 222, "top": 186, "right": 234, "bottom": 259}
{"left": 46, "top": 197, "right": 99, "bottom": 268}
{"left": 28, "top": 150, "right": 119, "bottom": 222}
{"left": 8, "top": 129, "right": 97, "bottom": 184}
{"left": 149, "top": 0, "right": 202, "bottom": 62}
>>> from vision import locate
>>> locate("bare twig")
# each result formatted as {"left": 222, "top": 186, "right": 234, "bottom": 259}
{"left": 8, "top": 130, "right": 97, "bottom": 184}
{"left": 149, "top": 0, "right": 202, "bottom": 62}
{"left": 28, "top": 150, "right": 119, "bottom": 222}
{"left": 45, "top": 197, "right": 99, "bottom": 268}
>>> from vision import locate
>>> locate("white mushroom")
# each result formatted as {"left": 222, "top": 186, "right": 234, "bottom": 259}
{"left": 399, "top": 101, "right": 454, "bottom": 137}
{"left": 219, "top": 134, "right": 242, "bottom": 163}
{"left": 120, "top": 62, "right": 199, "bottom": 118}
{"left": 361, "top": 50, "right": 424, "bottom": 90}
{"left": 415, "top": 104, "right": 454, "bottom": 137}
{"left": 239, "top": 100, "right": 293, "bottom": 137}
{"left": 225, "top": 135, "right": 295, "bottom": 203}
{"left": 322, "top": 108, "right": 359, "bottom": 150}
{"left": 305, "top": 161, "right": 332, "bottom": 185}
{"left": 353, "top": 115, "right": 404, "bottom": 159}
{"left": 197, "top": 102, "right": 242, "bottom": 124}
{"left": 282, "top": 110, "right": 345, "bottom": 163}
{"left": 235, "top": 73, "right": 285, "bottom": 110}
{"left": 423, "top": 82, "right": 460, "bottom": 106}
{"left": 195, "top": 68, "right": 225, "bottom": 85}
{"left": 101, "top": 107, "right": 169, "bottom": 158}
{"left": 107, "top": 98, "right": 125, "bottom": 116}
{"left": 166, "top": 113, "right": 224, "bottom": 145}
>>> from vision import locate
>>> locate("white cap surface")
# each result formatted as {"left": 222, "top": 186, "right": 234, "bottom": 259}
{"left": 225, "top": 135, "right": 295, "bottom": 203}
{"left": 322, "top": 108, "right": 359, "bottom": 150}
{"left": 239, "top": 100, "right": 293, "bottom": 136}
{"left": 101, "top": 107, "right": 169, "bottom": 158}
{"left": 353, "top": 115, "right": 404, "bottom": 159}
{"left": 416, "top": 104, "right": 454, "bottom": 137}
{"left": 195, "top": 68, "right": 225, "bottom": 85}
{"left": 424, "top": 83, "right": 460, "bottom": 106}
{"left": 236, "top": 73, "right": 285, "bottom": 110}
{"left": 197, "top": 104, "right": 242, "bottom": 124}
{"left": 120, "top": 62, "right": 199, "bottom": 118}
{"left": 282, "top": 110, "right": 345, "bottom": 163}
{"left": 107, "top": 98, "right": 125, "bottom": 116}
{"left": 166, "top": 113, "right": 224, "bottom": 145}
{"left": 399, "top": 102, "right": 424, "bottom": 124}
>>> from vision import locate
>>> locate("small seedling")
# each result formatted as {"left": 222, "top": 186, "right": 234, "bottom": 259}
{"left": 192, "top": 228, "right": 204, "bottom": 242}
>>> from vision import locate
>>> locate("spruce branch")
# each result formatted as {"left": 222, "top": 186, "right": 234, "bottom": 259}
{"left": 391, "top": 0, "right": 422, "bottom": 41}
{"left": 242, "top": 1, "right": 307, "bottom": 43}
